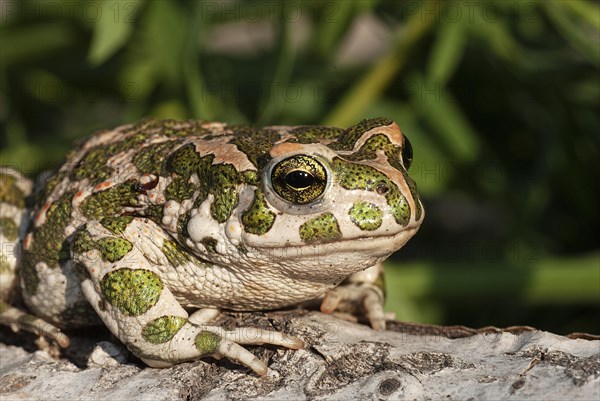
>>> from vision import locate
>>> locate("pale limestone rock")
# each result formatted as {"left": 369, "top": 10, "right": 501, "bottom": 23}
{"left": 1, "top": 311, "right": 598, "bottom": 400}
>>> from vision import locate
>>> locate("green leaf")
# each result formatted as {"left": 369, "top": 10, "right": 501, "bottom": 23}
{"left": 138, "top": 0, "right": 187, "bottom": 86}
{"left": 88, "top": 0, "right": 143, "bottom": 66}
{"left": 313, "top": 1, "right": 356, "bottom": 60}
{"left": 22, "top": 70, "right": 66, "bottom": 104}
{"left": 118, "top": 59, "right": 156, "bottom": 102}
{"left": 544, "top": 1, "right": 600, "bottom": 67}
{"left": 564, "top": 0, "right": 600, "bottom": 30}
{"left": 183, "top": 1, "right": 213, "bottom": 120}
{"left": 257, "top": 4, "right": 296, "bottom": 124}
{"left": 0, "top": 22, "right": 75, "bottom": 66}
{"left": 407, "top": 72, "right": 480, "bottom": 162}
{"left": 118, "top": 0, "right": 187, "bottom": 103}
{"left": 427, "top": 19, "right": 466, "bottom": 85}
{"left": 466, "top": 11, "right": 525, "bottom": 67}
{"left": 272, "top": 80, "right": 326, "bottom": 124}
{"left": 384, "top": 253, "right": 600, "bottom": 307}
{"left": 323, "top": 0, "right": 439, "bottom": 127}
{"left": 150, "top": 100, "right": 188, "bottom": 121}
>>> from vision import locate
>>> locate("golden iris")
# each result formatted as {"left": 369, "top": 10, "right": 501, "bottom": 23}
{"left": 271, "top": 155, "right": 327, "bottom": 204}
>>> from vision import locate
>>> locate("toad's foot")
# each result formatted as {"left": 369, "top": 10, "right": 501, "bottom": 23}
{"left": 0, "top": 301, "right": 70, "bottom": 347}
{"left": 141, "top": 325, "right": 303, "bottom": 376}
{"left": 320, "top": 282, "right": 386, "bottom": 330}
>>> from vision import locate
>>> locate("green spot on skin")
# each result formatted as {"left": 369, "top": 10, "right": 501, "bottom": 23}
{"left": 339, "top": 131, "right": 422, "bottom": 222}
{"left": 299, "top": 213, "right": 342, "bottom": 243}
{"left": 162, "top": 240, "right": 200, "bottom": 267}
{"left": 0, "top": 254, "right": 11, "bottom": 273}
{"left": 240, "top": 170, "right": 259, "bottom": 185}
{"left": 195, "top": 331, "right": 221, "bottom": 355}
{"left": 100, "top": 269, "right": 163, "bottom": 316}
{"left": 168, "top": 145, "right": 242, "bottom": 223}
{"left": 100, "top": 216, "right": 134, "bottom": 235}
{"left": 167, "top": 143, "right": 203, "bottom": 178}
{"left": 73, "top": 230, "right": 133, "bottom": 262}
{"left": 229, "top": 126, "right": 280, "bottom": 168}
{"left": 288, "top": 126, "right": 344, "bottom": 144}
{"left": 346, "top": 134, "right": 399, "bottom": 162}
{"left": 70, "top": 147, "right": 113, "bottom": 184}
{"left": 144, "top": 204, "right": 164, "bottom": 225}
{"left": 349, "top": 202, "right": 383, "bottom": 231}
{"left": 328, "top": 118, "right": 393, "bottom": 151}
{"left": 0, "top": 173, "right": 25, "bottom": 208}
{"left": 80, "top": 181, "right": 139, "bottom": 220}
{"left": 332, "top": 158, "right": 410, "bottom": 226}
{"left": 242, "top": 189, "right": 276, "bottom": 235}
{"left": 142, "top": 315, "right": 187, "bottom": 344}
{"left": 39, "top": 171, "right": 66, "bottom": 207}
{"left": 162, "top": 119, "right": 210, "bottom": 138}
{"left": 132, "top": 141, "right": 174, "bottom": 175}
{"left": 399, "top": 168, "right": 423, "bottom": 222}
{"left": 0, "top": 217, "right": 18, "bottom": 241}
{"left": 194, "top": 156, "right": 214, "bottom": 206}
{"left": 70, "top": 132, "right": 147, "bottom": 185}
{"left": 21, "top": 192, "right": 73, "bottom": 295}
{"left": 72, "top": 230, "right": 95, "bottom": 255}
{"left": 209, "top": 164, "right": 240, "bottom": 223}
{"left": 96, "top": 237, "right": 133, "bottom": 262}
{"left": 165, "top": 176, "right": 195, "bottom": 202}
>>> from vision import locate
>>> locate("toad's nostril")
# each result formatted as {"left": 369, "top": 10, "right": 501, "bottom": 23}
{"left": 376, "top": 183, "right": 389, "bottom": 195}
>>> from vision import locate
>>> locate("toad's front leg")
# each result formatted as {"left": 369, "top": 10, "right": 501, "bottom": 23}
{"left": 72, "top": 218, "right": 303, "bottom": 375}
{"left": 320, "top": 262, "right": 387, "bottom": 330}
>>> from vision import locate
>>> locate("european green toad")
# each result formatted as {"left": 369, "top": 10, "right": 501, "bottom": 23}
{"left": 0, "top": 117, "right": 423, "bottom": 375}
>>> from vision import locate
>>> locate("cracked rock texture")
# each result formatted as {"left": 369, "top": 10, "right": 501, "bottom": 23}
{"left": 1, "top": 311, "right": 598, "bottom": 400}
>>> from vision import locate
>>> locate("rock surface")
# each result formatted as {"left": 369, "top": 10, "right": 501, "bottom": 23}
{"left": 1, "top": 311, "right": 598, "bottom": 400}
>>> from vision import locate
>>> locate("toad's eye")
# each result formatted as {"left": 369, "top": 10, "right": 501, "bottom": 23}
{"left": 401, "top": 135, "right": 413, "bottom": 169}
{"left": 271, "top": 155, "right": 327, "bottom": 204}
{"left": 284, "top": 170, "right": 314, "bottom": 189}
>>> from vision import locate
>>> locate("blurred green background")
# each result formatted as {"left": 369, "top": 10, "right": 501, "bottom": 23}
{"left": 1, "top": 0, "right": 598, "bottom": 334}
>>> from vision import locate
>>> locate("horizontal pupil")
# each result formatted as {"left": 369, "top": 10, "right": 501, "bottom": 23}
{"left": 284, "top": 170, "right": 314, "bottom": 189}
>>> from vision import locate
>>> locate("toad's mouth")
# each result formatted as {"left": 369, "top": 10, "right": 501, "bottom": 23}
{"left": 234, "top": 227, "right": 421, "bottom": 276}
{"left": 247, "top": 226, "right": 420, "bottom": 252}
